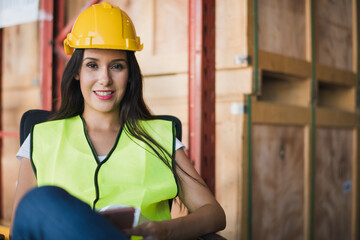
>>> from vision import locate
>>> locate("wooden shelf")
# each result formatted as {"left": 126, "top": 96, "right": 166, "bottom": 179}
{"left": 258, "top": 50, "right": 311, "bottom": 78}
{"left": 317, "top": 64, "right": 357, "bottom": 87}
{"left": 316, "top": 107, "right": 358, "bottom": 128}
{"left": 252, "top": 100, "right": 310, "bottom": 125}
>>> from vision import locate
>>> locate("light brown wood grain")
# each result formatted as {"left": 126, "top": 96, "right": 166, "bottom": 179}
{"left": 315, "top": 127, "right": 353, "bottom": 240}
{"left": 252, "top": 124, "right": 305, "bottom": 240}
{"left": 258, "top": 0, "right": 306, "bottom": 60}
{"left": 317, "top": 0, "right": 353, "bottom": 71}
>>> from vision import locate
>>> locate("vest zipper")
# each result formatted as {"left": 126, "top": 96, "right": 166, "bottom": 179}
{"left": 79, "top": 115, "right": 123, "bottom": 210}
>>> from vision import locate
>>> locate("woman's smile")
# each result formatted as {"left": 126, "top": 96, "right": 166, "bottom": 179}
{"left": 94, "top": 90, "right": 115, "bottom": 100}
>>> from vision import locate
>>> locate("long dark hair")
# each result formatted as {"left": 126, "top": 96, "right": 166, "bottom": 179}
{"left": 51, "top": 49, "right": 184, "bottom": 192}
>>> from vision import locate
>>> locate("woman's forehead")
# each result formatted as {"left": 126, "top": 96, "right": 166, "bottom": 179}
{"left": 83, "top": 48, "right": 127, "bottom": 59}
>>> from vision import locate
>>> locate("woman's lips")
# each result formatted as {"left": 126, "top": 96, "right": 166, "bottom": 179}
{"left": 94, "top": 90, "right": 114, "bottom": 100}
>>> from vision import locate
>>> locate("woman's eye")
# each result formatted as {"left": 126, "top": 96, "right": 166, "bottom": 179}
{"left": 110, "top": 63, "right": 125, "bottom": 70}
{"left": 86, "top": 62, "right": 98, "bottom": 69}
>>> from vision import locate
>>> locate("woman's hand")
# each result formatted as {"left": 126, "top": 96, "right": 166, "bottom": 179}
{"left": 123, "top": 221, "right": 169, "bottom": 240}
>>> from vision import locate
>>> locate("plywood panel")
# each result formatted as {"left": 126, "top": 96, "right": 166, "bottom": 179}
{"left": 215, "top": 101, "right": 244, "bottom": 239}
{"left": 2, "top": 23, "right": 39, "bottom": 89}
{"left": 114, "top": 0, "right": 188, "bottom": 75}
{"left": 216, "top": 68, "right": 253, "bottom": 95}
{"left": 317, "top": 0, "right": 353, "bottom": 71}
{"left": 154, "top": 0, "right": 187, "bottom": 55}
{"left": 106, "top": 0, "right": 146, "bottom": 32}
{"left": 315, "top": 128, "right": 352, "bottom": 240}
{"left": 258, "top": 0, "right": 306, "bottom": 60}
{"left": 215, "top": 0, "right": 249, "bottom": 69}
{"left": 215, "top": 87, "right": 245, "bottom": 239}
{"left": 252, "top": 125, "right": 304, "bottom": 240}
{"left": 2, "top": 22, "right": 41, "bottom": 221}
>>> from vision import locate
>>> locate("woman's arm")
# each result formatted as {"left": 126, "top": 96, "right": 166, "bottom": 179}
{"left": 125, "top": 149, "right": 226, "bottom": 239}
{"left": 11, "top": 157, "right": 37, "bottom": 234}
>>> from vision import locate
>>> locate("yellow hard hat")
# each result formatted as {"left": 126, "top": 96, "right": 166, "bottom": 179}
{"left": 64, "top": 1, "right": 143, "bottom": 55}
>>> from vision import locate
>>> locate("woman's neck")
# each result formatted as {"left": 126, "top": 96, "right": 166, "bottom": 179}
{"left": 82, "top": 109, "right": 121, "bottom": 131}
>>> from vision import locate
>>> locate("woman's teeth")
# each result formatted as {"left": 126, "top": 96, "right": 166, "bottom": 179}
{"left": 95, "top": 91, "right": 112, "bottom": 96}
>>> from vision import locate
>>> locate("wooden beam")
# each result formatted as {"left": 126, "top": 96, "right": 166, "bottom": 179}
{"left": 258, "top": 50, "right": 312, "bottom": 78}
{"left": 252, "top": 101, "right": 310, "bottom": 125}
{"left": 316, "top": 108, "right": 358, "bottom": 128}
{"left": 317, "top": 64, "right": 357, "bottom": 87}
{"left": 258, "top": 51, "right": 357, "bottom": 87}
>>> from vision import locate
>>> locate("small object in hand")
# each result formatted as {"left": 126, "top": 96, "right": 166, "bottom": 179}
{"left": 99, "top": 205, "right": 139, "bottom": 230}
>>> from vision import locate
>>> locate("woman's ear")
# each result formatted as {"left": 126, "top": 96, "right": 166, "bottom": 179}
{"left": 74, "top": 74, "right": 80, "bottom": 80}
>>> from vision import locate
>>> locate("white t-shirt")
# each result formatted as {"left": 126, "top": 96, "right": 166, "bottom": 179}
{"left": 16, "top": 134, "right": 185, "bottom": 162}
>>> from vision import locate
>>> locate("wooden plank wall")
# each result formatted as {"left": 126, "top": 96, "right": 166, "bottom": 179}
{"left": 1, "top": 22, "right": 41, "bottom": 221}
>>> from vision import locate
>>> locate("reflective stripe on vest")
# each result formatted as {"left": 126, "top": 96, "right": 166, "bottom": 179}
{"left": 30, "top": 115, "right": 177, "bottom": 221}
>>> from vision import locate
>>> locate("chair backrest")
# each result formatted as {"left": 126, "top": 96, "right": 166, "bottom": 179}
{"left": 19, "top": 109, "right": 182, "bottom": 145}
{"left": 19, "top": 109, "right": 54, "bottom": 145}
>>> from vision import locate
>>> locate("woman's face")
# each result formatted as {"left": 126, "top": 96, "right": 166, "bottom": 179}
{"left": 77, "top": 49, "right": 129, "bottom": 115}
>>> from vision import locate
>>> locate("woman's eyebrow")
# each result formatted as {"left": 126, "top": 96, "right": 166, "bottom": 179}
{"left": 82, "top": 58, "right": 127, "bottom": 62}
{"left": 82, "top": 57, "right": 98, "bottom": 62}
{"left": 111, "top": 58, "right": 127, "bottom": 62}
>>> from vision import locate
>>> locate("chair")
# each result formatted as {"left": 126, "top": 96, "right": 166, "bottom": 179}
{"left": 19, "top": 109, "right": 225, "bottom": 240}
{"left": 20, "top": 109, "right": 182, "bottom": 145}
{"left": 20, "top": 109, "right": 55, "bottom": 145}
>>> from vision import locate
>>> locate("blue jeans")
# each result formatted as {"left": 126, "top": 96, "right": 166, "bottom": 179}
{"left": 12, "top": 186, "right": 128, "bottom": 240}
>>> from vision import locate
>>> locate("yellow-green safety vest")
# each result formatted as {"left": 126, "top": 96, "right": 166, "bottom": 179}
{"left": 30, "top": 115, "right": 178, "bottom": 222}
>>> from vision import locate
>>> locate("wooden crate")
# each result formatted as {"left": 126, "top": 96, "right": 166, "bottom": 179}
{"left": 239, "top": 0, "right": 359, "bottom": 240}
{"left": 211, "top": 0, "right": 359, "bottom": 239}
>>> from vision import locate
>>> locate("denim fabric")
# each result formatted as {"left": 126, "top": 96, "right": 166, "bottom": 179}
{"left": 12, "top": 186, "right": 128, "bottom": 240}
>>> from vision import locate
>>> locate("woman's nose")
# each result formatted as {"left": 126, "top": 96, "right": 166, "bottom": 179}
{"left": 98, "top": 68, "right": 112, "bottom": 86}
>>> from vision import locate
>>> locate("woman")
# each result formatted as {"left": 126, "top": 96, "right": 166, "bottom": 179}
{"left": 12, "top": 2, "right": 226, "bottom": 239}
